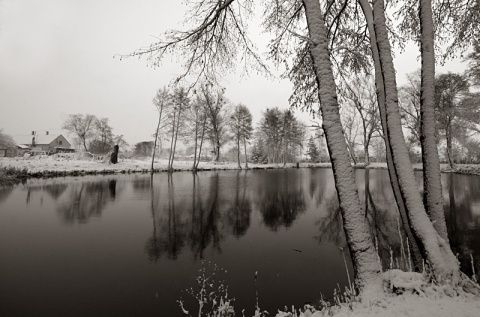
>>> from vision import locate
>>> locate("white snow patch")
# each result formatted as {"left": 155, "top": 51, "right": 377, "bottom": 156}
{"left": 276, "top": 270, "right": 480, "bottom": 317}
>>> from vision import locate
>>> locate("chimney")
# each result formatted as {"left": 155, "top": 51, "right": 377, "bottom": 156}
{"left": 32, "top": 136, "right": 36, "bottom": 147}
{"left": 46, "top": 131, "right": 49, "bottom": 135}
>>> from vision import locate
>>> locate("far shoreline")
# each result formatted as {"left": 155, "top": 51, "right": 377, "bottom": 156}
{"left": 1, "top": 157, "right": 480, "bottom": 184}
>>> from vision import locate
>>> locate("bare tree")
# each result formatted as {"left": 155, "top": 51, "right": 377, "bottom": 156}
{"left": 229, "top": 104, "right": 253, "bottom": 169}
{"left": 168, "top": 87, "right": 190, "bottom": 170}
{"left": 0, "top": 129, "right": 15, "bottom": 149}
{"left": 399, "top": 71, "right": 422, "bottom": 146}
{"left": 435, "top": 72, "right": 470, "bottom": 168}
{"left": 341, "top": 75, "right": 381, "bottom": 166}
{"left": 202, "top": 85, "right": 229, "bottom": 163}
{"left": 91, "top": 117, "right": 114, "bottom": 155}
{"left": 62, "top": 114, "right": 97, "bottom": 152}
{"left": 187, "top": 94, "right": 208, "bottom": 170}
{"left": 152, "top": 87, "right": 171, "bottom": 171}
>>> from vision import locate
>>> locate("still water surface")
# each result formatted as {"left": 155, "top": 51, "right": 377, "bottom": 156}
{"left": 1, "top": 168, "right": 479, "bottom": 316}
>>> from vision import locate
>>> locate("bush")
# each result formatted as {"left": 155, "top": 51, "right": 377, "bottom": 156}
{"left": 0, "top": 166, "right": 28, "bottom": 184}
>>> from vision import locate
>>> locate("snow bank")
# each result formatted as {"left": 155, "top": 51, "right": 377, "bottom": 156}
{"left": 276, "top": 270, "right": 480, "bottom": 317}
{"left": 1, "top": 157, "right": 479, "bottom": 177}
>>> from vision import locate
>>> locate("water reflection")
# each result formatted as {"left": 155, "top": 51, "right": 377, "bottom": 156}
{"left": 1, "top": 169, "right": 480, "bottom": 316}
{"left": 145, "top": 171, "right": 253, "bottom": 261}
{"left": 56, "top": 179, "right": 118, "bottom": 224}
{"left": 254, "top": 170, "right": 306, "bottom": 231}
{"left": 444, "top": 173, "right": 480, "bottom": 277}
{"left": 0, "top": 186, "right": 14, "bottom": 204}
{"left": 225, "top": 171, "right": 251, "bottom": 237}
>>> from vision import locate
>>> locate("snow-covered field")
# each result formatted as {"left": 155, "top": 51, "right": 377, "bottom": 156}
{"left": 0, "top": 156, "right": 328, "bottom": 174}
{"left": 1, "top": 156, "right": 479, "bottom": 176}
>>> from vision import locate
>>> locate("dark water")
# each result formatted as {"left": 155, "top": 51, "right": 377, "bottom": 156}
{"left": 0, "top": 168, "right": 479, "bottom": 316}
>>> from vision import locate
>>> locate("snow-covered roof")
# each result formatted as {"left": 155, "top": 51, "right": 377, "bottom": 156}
{"left": 14, "top": 134, "right": 67, "bottom": 146}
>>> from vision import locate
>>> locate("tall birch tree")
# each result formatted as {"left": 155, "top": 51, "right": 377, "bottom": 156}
{"left": 418, "top": 0, "right": 449, "bottom": 241}
{"left": 151, "top": 87, "right": 171, "bottom": 171}
{"left": 370, "top": 0, "right": 459, "bottom": 281}
{"left": 301, "top": 0, "right": 382, "bottom": 292}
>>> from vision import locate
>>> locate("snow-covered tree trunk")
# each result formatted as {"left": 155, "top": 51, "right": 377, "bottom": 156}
{"left": 168, "top": 110, "right": 177, "bottom": 170}
{"left": 243, "top": 137, "right": 249, "bottom": 169}
{"left": 192, "top": 118, "right": 199, "bottom": 170}
{"left": 419, "top": 0, "right": 449, "bottom": 242}
{"left": 363, "top": 136, "right": 370, "bottom": 166}
{"left": 171, "top": 107, "right": 182, "bottom": 170}
{"left": 302, "top": 0, "right": 382, "bottom": 293}
{"left": 446, "top": 127, "right": 454, "bottom": 168}
{"left": 152, "top": 107, "right": 163, "bottom": 171}
{"left": 358, "top": 0, "right": 423, "bottom": 269}
{"left": 372, "top": 0, "right": 459, "bottom": 282}
{"left": 237, "top": 134, "right": 242, "bottom": 169}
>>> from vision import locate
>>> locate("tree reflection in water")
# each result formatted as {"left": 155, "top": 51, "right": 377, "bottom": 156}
{"left": 145, "top": 171, "right": 253, "bottom": 262}
{"left": 56, "top": 179, "right": 118, "bottom": 224}
{"left": 145, "top": 174, "right": 161, "bottom": 262}
{"left": 225, "top": 171, "right": 251, "bottom": 238}
{"left": 255, "top": 169, "right": 306, "bottom": 231}
{"left": 444, "top": 173, "right": 480, "bottom": 279}
{"left": 145, "top": 174, "right": 187, "bottom": 261}
{"left": 314, "top": 168, "right": 419, "bottom": 271}
{"left": 0, "top": 186, "right": 14, "bottom": 204}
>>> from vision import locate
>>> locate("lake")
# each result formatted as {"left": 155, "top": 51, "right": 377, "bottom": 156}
{"left": 1, "top": 168, "right": 479, "bottom": 316}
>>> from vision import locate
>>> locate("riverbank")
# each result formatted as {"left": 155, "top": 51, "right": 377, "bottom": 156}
{"left": 276, "top": 279, "right": 480, "bottom": 317}
{"left": 0, "top": 157, "right": 479, "bottom": 183}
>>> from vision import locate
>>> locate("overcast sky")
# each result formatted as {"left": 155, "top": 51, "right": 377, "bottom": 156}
{"left": 0, "top": 0, "right": 467, "bottom": 145}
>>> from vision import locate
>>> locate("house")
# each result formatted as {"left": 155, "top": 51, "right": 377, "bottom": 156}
{"left": 15, "top": 132, "right": 74, "bottom": 154}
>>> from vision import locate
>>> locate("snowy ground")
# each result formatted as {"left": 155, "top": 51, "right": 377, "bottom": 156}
{"left": 1, "top": 156, "right": 479, "bottom": 176}
{"left": 0, "top": 156, "right": 324, "bottom": 174}
{"left": 279, "top": 288, "right": 480, "bottom": 317}
{"left": 275, "top": 270, "right": 480, "bottom": 317}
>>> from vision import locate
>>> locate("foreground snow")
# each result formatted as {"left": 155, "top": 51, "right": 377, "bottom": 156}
{"left": 275, "top": 270, "right": 480, "bottom": 317}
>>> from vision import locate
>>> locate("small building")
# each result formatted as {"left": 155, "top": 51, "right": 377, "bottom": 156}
{"left": 0, "top": 146, "right": 22, "bottom": 157}
{"left": 15, "top": 133, "right": 73, "bottom": 155}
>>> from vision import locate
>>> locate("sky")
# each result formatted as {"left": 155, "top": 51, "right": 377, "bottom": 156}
{"left": 0, "top": 0, "right": 468, "bottom": 146}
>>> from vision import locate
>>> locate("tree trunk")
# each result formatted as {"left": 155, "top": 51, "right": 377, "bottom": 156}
{"left": 303, "top": 0, "right": 382, "bottom": 293}
{"left": 237, "top": 135, "right": 242, "bottom": 169}
{"left": 243, "top": 137, "right": 249, "bottom": 169}
{"left": 346, "top": 139, "right": 358, "bottom": 165}
{"left": 419, "top": 0, "right": 449, "bottom": 242}
{"left": 364, "top": 144, "right": 370, "bottom": 166}
{"left": 168, "top": 111, "right": 177, "bottom": 170}
{"left": 192, "top": 118, "right": 199, "bottom": 170}
{"left": 152, "top": 107, "right": 163, "bottom": 171}
{"left": 372, "top": 0, "right": 459, "bottom": 282}
{"left": 171, "top": 107, "right": 183, "bottom": 170}
{"left": 196, "top": 115, "right": 207, "bottom": 170}
{"left": 215, "top": 139, "right": 220, "bottom": 162}
{"left": 110, "top": 145, "right": 119, "bottom": 164}
{"left": 82, "top": 137, "right": 89, "bottom": 153}
{"left": 358, "top": 0, "right": 423, "bottom": 270}
{"left": 446, "top": 126, "right": 454, "bottom": 168}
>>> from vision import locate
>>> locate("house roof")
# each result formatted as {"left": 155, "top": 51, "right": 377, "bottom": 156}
{"left": 14, "top": 134, "right": 69, "bottom": 146}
